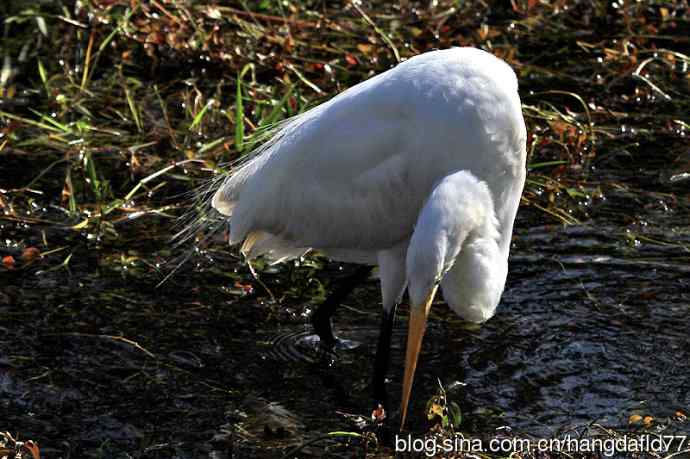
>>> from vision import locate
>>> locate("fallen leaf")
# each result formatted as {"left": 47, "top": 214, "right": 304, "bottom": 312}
{"left": 23, "top": 440, "right": 40, "bottom": 459}
{"left": 427, "top": 402, "right": 444, "bottom": 419}
{"left": 2, "top": 255, "right": 15, "bottom": 269}
{"left": 357, "top": 43, "right": 373, "bottom": 55}
{"left": 146, "top": 32, "right": 165, "bottom": 45}
{"left": 21, "top": 247, "right": 40, "bottom": 262}
{"left": 371, "top": 404, "right": 386, "bottom": 423}
{"left": 629, "top": 414, "right": 643, "bottom": 425}
{"left": 478, "top": 24, "right": 489, "bottom": 41}
{"left": 206, "top": 6, "right": 222, "bottom": 20}
{"left": 234, "top": 281, "right": 254, "bottom": 295}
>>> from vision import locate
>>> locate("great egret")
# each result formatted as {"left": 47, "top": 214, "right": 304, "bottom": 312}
{"left": 211, "top": 47, "right": 527, "bottom": 429}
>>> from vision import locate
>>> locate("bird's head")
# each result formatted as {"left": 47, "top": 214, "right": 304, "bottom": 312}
{"left": 399, "top": 235, "right": 506, "bottom": 430}
{"left": 399, "top": 171, "right": 508, "bottom": 430}
{"left": 442, "top": 236, "right": 507, "bottom": 324}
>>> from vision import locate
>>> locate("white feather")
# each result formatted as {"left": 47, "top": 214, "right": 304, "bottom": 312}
{"left": 212, "top": 47, "right": 526, "bottom": 316}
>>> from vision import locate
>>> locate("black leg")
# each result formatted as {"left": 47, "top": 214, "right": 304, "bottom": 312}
{"left": 311, "top": 265, "right": 374, "bottom": 349}
{"left": 372, "top": 306, "right": 397, "bottom": 411}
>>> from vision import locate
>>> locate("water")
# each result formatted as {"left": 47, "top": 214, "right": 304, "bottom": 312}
{"left": 265, "top": 223, "right": 690, "bottom": 438}
{"left": 2, "top": 173, "right": 689, "bottom": 458}
{"left": 462, "top": 224, "right": 689, "bottom": 433}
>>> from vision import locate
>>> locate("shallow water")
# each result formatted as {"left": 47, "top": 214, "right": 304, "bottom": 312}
{"left": 2, "top": 168, "right": 689, "bottom": 458}
{"left": 459, "top": 223, "right": 689, "bottom": 433}
{"left": 262, "top": 222, "right": 690, "bottom": 437}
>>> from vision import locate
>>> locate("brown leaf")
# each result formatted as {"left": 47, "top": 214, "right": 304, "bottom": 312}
{"left": 234, "top": 281, "right": 254, "bottom": 295}
{"left": 283, "top": 36, "right": 295, "bottom": 53}
{"left": 629, "top": 414, "right": 643, "bottom": 425}
{"left": 146, "top": 32, "right": 165, "bottom": 45}
{"left": 371, "top": 404, "right": 386, "bottom": 423}
{"left": 427, "top": 402, "right": 444, "bottom": 419}
{"left": 23, "top": 440, "right": 40, "bottom": 459}
{"left": 2, "top": 255, "right": 15, "bottom": 269}
{"left": 21, "top": 247, "right": 40, "bottom": 262}
{"left": 478, "top": 24, "right": 489, "bottom": 41}
{"left": 409, "top": 26, "right": 423, "bottom": 37}
{"left": 357, "top": 43, "right": 373, "bottom": 55}
{"left": 61, "top": 178, "right": 73, "bottom": 205}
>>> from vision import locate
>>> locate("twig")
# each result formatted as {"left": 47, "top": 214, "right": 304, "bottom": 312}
{"left": 350, "top": 1, "right": 400, "bottom": 63}
{"left": 286, "top": 63, "right": 323, "bottom": 94}
{"left": 151, "top": 0, "right": 182, "bottom": 25}
{"left": 80, "top": 29, "right": 95, "bottom": 92}
{"left": 247, "top": 259, "right": 277, "bottom": 304}
{"left": 281, "top": 432, "right": 363, "bottom": 459}
{"left": 46, "top": 333, "right": 156, "bottom": 358}
{"left": 198, "top": 5, "right": 317, "bottom": 29}
{"left": 633, "top": 57, "right": 672, "bottom": 101}
{"left": 663, "top": 449, "right": 690, "bottom": 459}
{"left": 56, "top": 15, "right": 89, "bottom": 29}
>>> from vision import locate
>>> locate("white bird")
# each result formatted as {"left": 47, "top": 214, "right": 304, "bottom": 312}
{"left": 211, "top": 47, "right": 527, "bottom": 429}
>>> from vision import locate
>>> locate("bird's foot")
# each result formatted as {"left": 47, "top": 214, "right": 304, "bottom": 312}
{"left": 309, "top": 310, "right": 360, "bottom": 355}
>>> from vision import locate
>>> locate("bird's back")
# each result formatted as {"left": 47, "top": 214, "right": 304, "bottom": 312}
{"left": 213, "top": 48, "right": 526, "bottom": 260}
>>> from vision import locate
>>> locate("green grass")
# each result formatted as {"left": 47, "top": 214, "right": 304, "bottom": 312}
{"left": 2, "top": 1, "right": 687, "bottom": 240}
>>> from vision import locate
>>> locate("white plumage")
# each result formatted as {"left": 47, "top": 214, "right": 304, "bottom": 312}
{"left": 212, "top": 47, "right": 527, "bottom": 428}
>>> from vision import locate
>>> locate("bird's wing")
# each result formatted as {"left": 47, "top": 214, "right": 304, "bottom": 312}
{"left": 215, "top": 48, "right": 526, "bottom": 255}
{"left": 224, "top": 69, "right": 425, "bottom": 252}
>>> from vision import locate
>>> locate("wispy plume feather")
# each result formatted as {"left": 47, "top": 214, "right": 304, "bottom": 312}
{"left": 160, "top": 107, "right": 320, "bottom": 286}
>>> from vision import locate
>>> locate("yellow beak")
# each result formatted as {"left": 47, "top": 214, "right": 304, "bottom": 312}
{"left": 400, "top": 285, "right": 438, "bottom": 431}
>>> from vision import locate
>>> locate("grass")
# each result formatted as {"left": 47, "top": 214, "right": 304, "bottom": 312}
{"left": 1, "top": 0, "right": 690, "bottom": 457}
{"left": 1, "top": 1, "right": 687, "bottom": 242}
